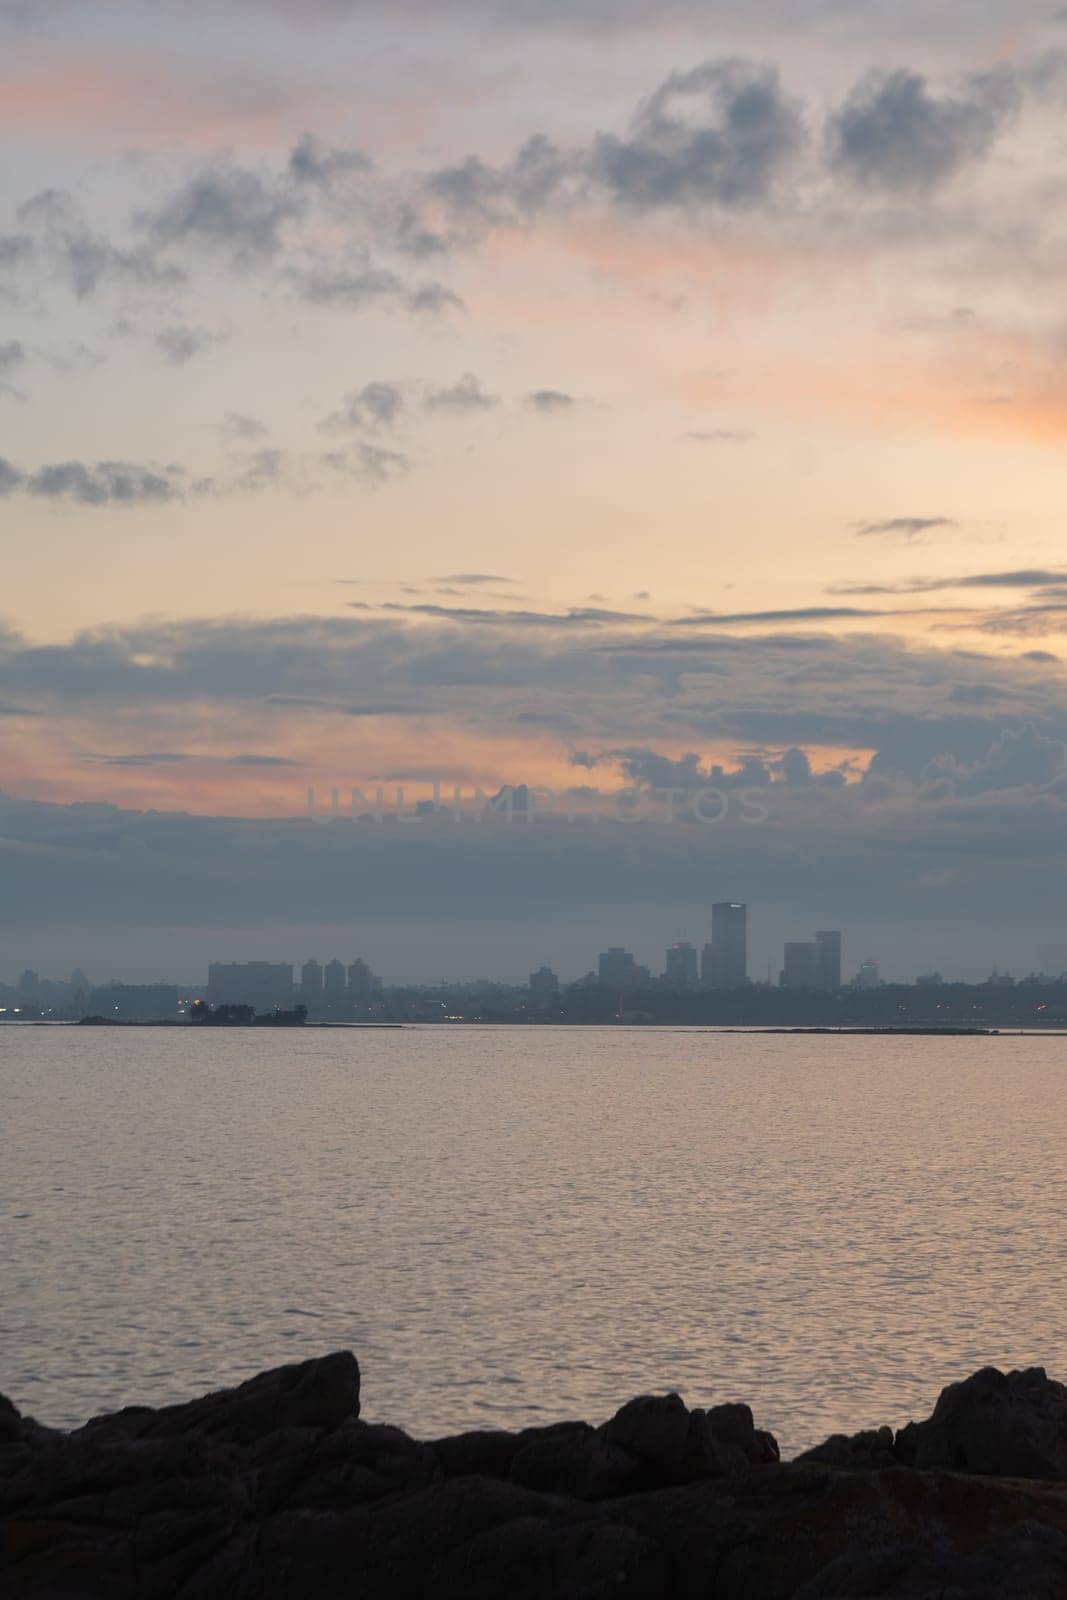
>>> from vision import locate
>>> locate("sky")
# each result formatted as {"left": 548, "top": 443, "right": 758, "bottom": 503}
{"left": 2, "top": 0, "right": 1067, "bottom": 982}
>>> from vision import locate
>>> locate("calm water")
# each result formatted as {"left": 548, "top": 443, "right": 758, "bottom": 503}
{"left": 1, "top": 1025, "right": 1065, "bottom": 1456}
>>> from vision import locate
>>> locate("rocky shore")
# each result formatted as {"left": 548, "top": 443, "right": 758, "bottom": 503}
{"left": 3, "top": 1355, "right": 1067, "bottom": 1597}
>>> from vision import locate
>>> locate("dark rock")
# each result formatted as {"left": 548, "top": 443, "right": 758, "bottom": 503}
{"left": 432, "top": 1428, "right": 522, "bottom": 1482}
{"left": 78, "top": 1351, "right": 360, "bottom": 1447}
{"left": 796, "top": 1426, "right": 898, "bottom": 1472}
{"left": 4, "top": 1357, "right": 1067, "bottom": 1598}
{"left": 895, "top": 1365, "right": 1067, "bottom": 1481}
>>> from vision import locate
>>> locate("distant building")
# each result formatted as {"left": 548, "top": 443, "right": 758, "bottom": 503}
{"left": 815, "top": 930, "right": 842, "bottom": 992}
{"left": 88, "top": 982, "right": 181, "bottom": 1022}
{"left": 664, "top": 942, "right": 699, "bottom": 989}
{"left": 598, "top": 947, "right": 641, "bottom": 992}
{"left": 16, "top": 970, "right": 40, "bottom": 1007}
{"left": 855, "top": 959, "right": 880, "bottom": 989}
{"left": 529, "top": 965, "right": 559, "bottom": 999}
{"left": 347, "top": 958, "right": 382, "bottom": 997}
{"left": 707, "top": 902, "right": 747, "bottom": 989}
{"left": 323, "top": 959, "right": 346, "bottom": 1009}
{"left": 916, "top": 971, "right": 944, "bottom": 988}
{"left": 781, "top": 942, "right": 818, "bottom": 989}
{"left": 207, "top": 962, "right": 294, "bottom": 1011}
{"left": 300, "top": 959, "right": 324, "bottom": 1005}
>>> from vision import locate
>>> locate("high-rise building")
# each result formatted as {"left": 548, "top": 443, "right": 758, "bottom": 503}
{"left": 300, "top": 959, "right": 323, "bottom": 1005}
{"left": 708, "top": 902, "right": 747, "bottom": 989}
{"left": 347, "top": 958, "right": 382, "bottom": 996}
{"left": 323, "top": 959, "right": 347, "bottom": 1009}
{"left": 855, "top": 959, "right": 879, "bottom": 989}
{"left": 529, "top": 965, "right": 559, "bottom": 998}
{"left": 206, "top": 962, "right": 294, "bottom": 1011}
{"left": 815, "top": 930, "right": 842, "bottom": 992}
{"left": 665, "top": 942, "right": 699, "bottom": 989}
{"left": 781, "top": 942, "right": 818, "bottom": 989}
{"left": 598, "top": 947, "right": 640, "bottom": 991}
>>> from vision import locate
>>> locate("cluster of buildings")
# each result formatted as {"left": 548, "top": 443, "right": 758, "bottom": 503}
{"left": 543, "top": 903, "right": 851, "bottom": 997}
{"left": 205, "top": 958, "right": 382, "bottom": 1018}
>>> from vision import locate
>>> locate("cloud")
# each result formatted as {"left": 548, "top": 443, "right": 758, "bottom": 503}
{"left": 154, "top": 322, "right": 228, "bottom": 366}
{"left": 324, "top": 443, "right": 410, "bottom": 485}
{"left": 437, "top": 574, "right": 514, "bottom": 586}
{"left": 138, "top": 164, "right": 305, "bottom": 263}
{"left": 426, "top": 134, "right": 573, "bottom": 231}
{"left": 833, "top": 568, "right": 1067, "bottom": 596}
{"left": 423, "top": 373, "right": 499, "bottom": 413}
{"left": 0, "top": 456, "right": 185, "bottom": 505}
{"left": 591, "top": 59, "right": 804, "bottom": 210}
{"left": 827, "top": 68, "right": 1020, "bottom": 192}
{"left": 291, "top": 260, "right": 405, "bottom": 306}
{"left": 923, "top": 723, "right": 1066, "bottom": 795}
{"left": 525, "top": 389, "right": 576, "bottom": 412}
{"left": 218, "top": 412, "right": 270, "bottom": 441}
{"left": 321, "top": 380, "right": 405, "bottom": 432}
{"left": 89, "top": 751, "right": 192, "bottom": 768}
{"left": 855, "top": 516, "right": 956, "bottom": 539}
{"left": 287, "top": 134, "right": 372, "bottom": 188}
{"left": 17, "top": 188, "right": 180, "bottom": 298}
{"left": 684, "top": 428, "right": 755, "bottom": 443}
{"left": 0, "top": 337, "right": 25, "bottom": 396}
{"left": 671, "top": 606, "right": 888, "bottom": 626}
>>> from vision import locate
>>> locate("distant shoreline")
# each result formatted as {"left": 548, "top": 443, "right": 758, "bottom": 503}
{"left": 3, "top": 1018, "right": 1067, "bottom": 1036}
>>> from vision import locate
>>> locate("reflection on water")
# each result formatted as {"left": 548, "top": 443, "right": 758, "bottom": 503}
{"left": 1, "top": 1024, "right": 1065, "bottom": 1454}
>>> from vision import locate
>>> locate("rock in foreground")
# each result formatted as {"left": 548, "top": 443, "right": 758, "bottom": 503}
{"left": 3, "top": 1355, "right": 1067, "bottom": 1597}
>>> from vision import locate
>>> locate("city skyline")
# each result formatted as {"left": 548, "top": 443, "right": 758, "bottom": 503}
{"left": 4, "top": 1, "right": 1067, "bottom": 986}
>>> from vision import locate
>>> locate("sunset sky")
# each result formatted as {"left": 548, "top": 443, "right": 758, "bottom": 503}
{"left": 3, "top": 0, "right": 1067, "bottom": 979}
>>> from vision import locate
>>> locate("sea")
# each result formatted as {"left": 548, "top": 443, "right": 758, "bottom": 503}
{"left": 2, "top": 1024, "right": 1064, "bottom": 1457}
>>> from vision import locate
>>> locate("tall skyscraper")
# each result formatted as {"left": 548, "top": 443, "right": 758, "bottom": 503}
{"left": 347, "top": 958, "right": 381, "bottom": 997}
{"left": 300, "top": 958, "right": 323, "bottom": 1006}
{"left": 815, "top": 930, "right": 842, "bottom": 992}
{"left": 665, "top": 942, "right": 699, "bottom": 989}
{"left": 598, "top": 947, "right": 641, "bottom": 991}
{"left": 708, "top": 902, "right": 747, "bottom": 989}
{"left": 323, "top": 959, "right": 347, "bottom": 1008}
{"left": 781, "top": 942, "right": 817, "bottom": 989}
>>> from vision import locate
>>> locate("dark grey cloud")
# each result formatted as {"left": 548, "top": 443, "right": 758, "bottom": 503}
{"left": 138, "top": 166, "right": 304, "bottom": 263}
{"left": 0, "top": 234, "right": 33, "bottom": 272}
{"left": 154, "top": 323, "right": 227, "bottom": 366}
{"left": 292, "top": 260, "right": 404, "bottom": 306}
{"left": 923, "top": 723, "right": 1066, "bottom": 795}
{"left": 427, "top": 135, "right": 573, "bottom": 231}
{"left": 437, "top": 574, "right": 514, "bottom": 586}
{"left": 287, "top": 134, "right": 372, "bottom": 188}
{"left": 218, "top": 412, "right": 270, "bottom": 441}
{"left": 321, "top": 380, "right": 405, "bottom": 432}
{"left": 228, "top": 753, "right": 300, "bottom": 766}
{"left": 592, "top": 59, "right": 804, "bottom": 209}
{"left": 0, "top": 338, "right": 25, "bottom": 397}
{"left": 525, "top": 389, "right": 576, "bottom": 412}
{"left": 828, "top": 67, "right": 1020, "bottom": 192}
{"left": 89, "top": 751, "right": 192, "bottom": 768}
{"left": 855, "top": 515, "right": 956, "bottom": 539}
{"left": 17, "top": 189, "right": 181, "bottom": 299}
{"left": 323, "top": 442, "right": 411, "bottom": 484}
{"left": 372, "top": 603, "right": 648, "bottom": 625}
{"left": 833, "top": 568, "right": 1067, "bottom": 596}
{"left": 423, "top": 373, "right": 499, "bottom": 413}
{"left": 672, "top": 605, "right": 889, "bottom": 626}
{"left": 0, "top": 456, "right": 184, "bottom": 505}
